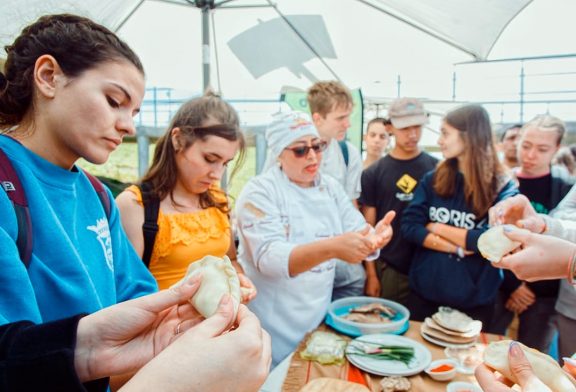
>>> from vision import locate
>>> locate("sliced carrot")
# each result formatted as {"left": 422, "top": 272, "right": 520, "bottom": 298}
{"left": 347, "top": 363, "right": 369, "bottom": 387}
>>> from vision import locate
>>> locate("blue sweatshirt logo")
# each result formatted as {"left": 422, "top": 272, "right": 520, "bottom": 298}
{"left": 429, "top": 206, "right": 476, "bottom": 229}
{"left": 87, "top": 218, "right": 114, "bottom": 271}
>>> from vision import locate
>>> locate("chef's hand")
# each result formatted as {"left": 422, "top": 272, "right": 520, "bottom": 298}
{"left": 367, "top": 211, "right": 395, "bottom": 250}
{"left": 335, "top": 228, "right": 376, "bottom": 263}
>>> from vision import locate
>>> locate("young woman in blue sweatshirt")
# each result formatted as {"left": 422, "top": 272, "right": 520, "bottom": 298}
{"left": 0, "top": 14, "right": 272, "bottom": 391}
{"left": 0, "top": 14, "right": 157, "bottom": 327}
{"left": 401, "top": 104, "right": 518, "bottom": 327}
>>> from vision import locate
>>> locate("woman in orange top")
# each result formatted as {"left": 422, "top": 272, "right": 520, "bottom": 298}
{"left": 117, "top": 92, "right": 256, "bottom": 298}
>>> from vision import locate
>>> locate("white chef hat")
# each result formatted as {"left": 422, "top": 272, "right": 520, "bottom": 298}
{"left": 266, "top": 111, "right": 319, "bottom": 160}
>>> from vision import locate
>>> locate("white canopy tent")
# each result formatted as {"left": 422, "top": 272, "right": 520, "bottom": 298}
{"left": 0, "top": 0, "right": 544, "bottom": 97}
{"left": 2, "top": 0, "right": 576, "bottom": 164}
{"left": 3, "top": 1, "right": 575, "bottom": 102}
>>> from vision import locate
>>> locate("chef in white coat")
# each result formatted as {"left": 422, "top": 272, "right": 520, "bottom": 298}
{"left": 235, "top": 111, "right": 395, "bottom": 366}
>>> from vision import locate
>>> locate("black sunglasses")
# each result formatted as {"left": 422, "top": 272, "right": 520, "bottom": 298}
{"left": 285, "top": 141, "right": 328, "bottom": 158}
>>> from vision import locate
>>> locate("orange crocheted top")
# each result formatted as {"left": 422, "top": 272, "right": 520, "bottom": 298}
{"left": 127, "top": 185, "right": 231, "bottom": 290}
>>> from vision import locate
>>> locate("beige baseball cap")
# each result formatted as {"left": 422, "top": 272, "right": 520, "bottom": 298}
{"left": 387, "top": 97, "right": 429, "bottom": 129}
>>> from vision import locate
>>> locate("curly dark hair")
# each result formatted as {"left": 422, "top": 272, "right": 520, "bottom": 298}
{"left": 0, "top": 14, "right": 144, "bottom": 129}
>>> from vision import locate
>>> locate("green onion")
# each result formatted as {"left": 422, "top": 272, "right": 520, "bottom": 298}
{"left": 348, "top": 342, "right": 415, "bottom": 365}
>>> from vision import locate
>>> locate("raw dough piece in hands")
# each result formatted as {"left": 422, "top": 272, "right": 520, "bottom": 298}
{"left": 477, "top": 225, "right": 528, "bottom": 263}
{"left": 176, "top": 255, "right": 241, "bottom": 319}
{"left": 484, "top": 340, "right": 576, "bottom": 392}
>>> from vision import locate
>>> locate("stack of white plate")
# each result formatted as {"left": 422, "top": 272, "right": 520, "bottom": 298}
{"left": 420, "top": 307, "right": 481, "bottom": 348}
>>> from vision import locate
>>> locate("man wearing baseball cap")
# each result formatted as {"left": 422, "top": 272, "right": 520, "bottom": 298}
{"left": 359, "top": 97, "right": 438, "bottom": 305}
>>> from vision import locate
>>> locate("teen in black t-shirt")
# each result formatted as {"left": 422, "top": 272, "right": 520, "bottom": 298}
{"left": 360, "top": 153, "right": 438, "bottom": 275}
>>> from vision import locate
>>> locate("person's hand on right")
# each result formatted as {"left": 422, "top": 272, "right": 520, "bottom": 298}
{"left": 494, "top": 227, "right": 575, "bottom": 281}
{"left": 505, "top": 284, "right": 536, "bottom": 314}
{"left": 364, "top": 274, "right": 381, "bottom": 297}
{"left": 475, "top": 341, "right": 551, "bottom": 392}
{"left": 489, "top": 194, "right": 546, "bottom": 233}
{"left": 238, "top": 272, "right": 258, "bottom": 303}
{"left": 122, "top": 300, "right": 271, "bottom": 392}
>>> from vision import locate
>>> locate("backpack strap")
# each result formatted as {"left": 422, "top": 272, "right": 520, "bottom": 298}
{"left": 338, "top": 140, "right": 349, "bottom": 167}
{"left": 0, "top": 148, "right": 33, "bottom": 267}
{"left": 82, "top": 170, "right": 111, "bottom": 219}
{"left": 139, "top": 182, "right": 160, "bottom": 268}
{"left": 0, "top": 148, "right": 112, "bottom": 268}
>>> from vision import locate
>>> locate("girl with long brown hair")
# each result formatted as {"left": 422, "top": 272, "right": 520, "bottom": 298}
{"left": 116, "top": 92, "right": 256, "bottom": 298}
{"left": 401, "top": 104, "right": 518, "bottom": 326}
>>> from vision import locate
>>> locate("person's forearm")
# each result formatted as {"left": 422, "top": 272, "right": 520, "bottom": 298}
{"left": 226, "top": 229, "right": 239, "bottom": 264}
{"left": 429, "top": 222, "right": 468, "bottom": 248}
{"left": 74, "top": 316, "right": 93, "bottom": 382}
{"left": 364, "top": 259, "right": 377, "bottom": 279}
{"left": 230, "top": 258, "right": 245, "bottom": 275}
{"left": 361, "top": 206, "right": 377, "bottom": 226}
{"left": 120, "top": 360, "right": 198, "bottom": 392}
{"left": 422, "top": 232, "right": 459, "bottom": 255}
{"left": 0, "top": 316, "right": 93, "bottom": 390}
{"left": 543, "top": 215, "right": 576, "bottom": 242}
{"left": 288, "top": 238, "right": 339, "bottom": 276}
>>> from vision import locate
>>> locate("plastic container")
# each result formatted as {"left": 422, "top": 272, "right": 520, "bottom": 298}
{"left": 325, "top": 296, "right": 410, "bottom": 337}
{"left": 444, "top": 345, "right": 483, "bottom": 374}
{"left": 424, "top": 358, "right": 458, "bottom": 381}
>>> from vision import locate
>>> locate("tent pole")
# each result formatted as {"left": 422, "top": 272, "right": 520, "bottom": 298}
{"left": 519, "top": 61, "right": 525, "bottom": 123}
{"left": 202, "top": 4, "right": 211, "bottom": 91}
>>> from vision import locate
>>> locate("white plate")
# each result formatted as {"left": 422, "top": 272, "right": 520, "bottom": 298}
{"left": 420, "top": 324, "right": 477, "bottom": 349}
{"left": 345, "top": 334, "right": 432, "bottom": 377}
{"left": 446, "top": 381, "right": 483, "bottom": 392}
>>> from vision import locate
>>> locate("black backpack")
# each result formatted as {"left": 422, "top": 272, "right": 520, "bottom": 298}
{"left": 137, "top": 182, "right": 160, "bottom": 268}
{"left": 0, "top": 147, "right": 111, "bottom": 267}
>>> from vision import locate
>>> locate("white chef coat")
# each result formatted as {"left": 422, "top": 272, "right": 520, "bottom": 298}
{"left": 235, "top": 165, "right": 370, "bottom": 366}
